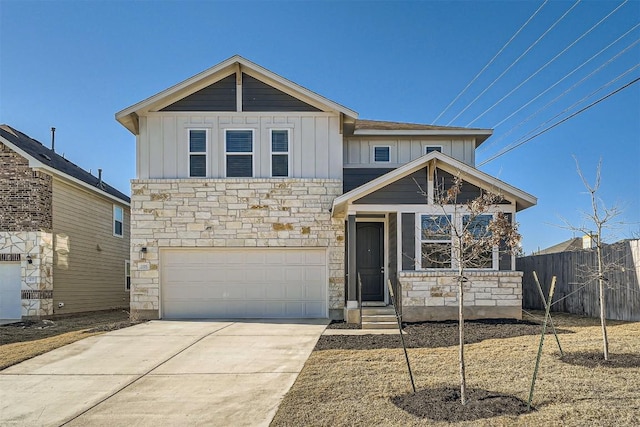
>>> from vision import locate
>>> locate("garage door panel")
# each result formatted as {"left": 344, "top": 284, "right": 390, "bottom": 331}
{"left": 161, "top": 249, "right": 327, "bottom": 319}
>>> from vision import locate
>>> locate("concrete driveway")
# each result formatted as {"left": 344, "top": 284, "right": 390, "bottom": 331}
{"left": 0, "top": 319, "right": 328, "bottom": 426}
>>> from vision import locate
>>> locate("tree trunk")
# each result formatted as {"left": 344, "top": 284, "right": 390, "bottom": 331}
{"left": 596, "top": 240, "right": 609, "bottom": 361}
{"left": 458, "top": 269, "right": 466, "bottom": 405}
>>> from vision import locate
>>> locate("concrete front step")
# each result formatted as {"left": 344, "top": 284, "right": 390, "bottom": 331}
{"left": 361, "top": 314, "right": 397, "bottom": 323}
{"left": 361, "top": 321, "right": 398, "bottom": 330}
{"left": 361, "top": 307, "right": 396, "bottom": 316}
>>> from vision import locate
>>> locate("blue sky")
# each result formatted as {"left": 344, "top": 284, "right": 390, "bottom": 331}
{"left": 1, "top": 0, "right": 638, "bottom": 254}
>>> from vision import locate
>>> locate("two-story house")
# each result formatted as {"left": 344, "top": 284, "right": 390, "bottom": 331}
{"left": 116, "top": 56, "right": 536, "bottom": 323}
{"left": 0, "top": 126, "right": 130, "bottom": 322}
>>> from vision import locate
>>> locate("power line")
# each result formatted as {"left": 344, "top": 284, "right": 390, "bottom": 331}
{"left": 478, "top": 76, "right": 640, "bottom": 166}
{"left": 445, "top": 0, "right": 581, "bottom": 125}
{"left": 495, "top": 61, "right": 640, "bottom": 153}
{"left": 479, "top": 34, "right": 640, "bottom": 154}
{"left": 432, "top": 1, "right": 548, "bottom": 124}
{"left": 466, "top": 0, "right": 630, "bottom": 127}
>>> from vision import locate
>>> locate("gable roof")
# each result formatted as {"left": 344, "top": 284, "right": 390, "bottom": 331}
{"left": 332, "top": 150, "right": 536, "bottom": 215}
{"left": 533, "top": 238, "right": 584, "bottom": 255}
{"left": 0, "top": 125, "right": 130, "bottom": 205}
{"left": 116, "top": 55, "right": 359, "bottom": 135}
{"left": 351, "top": 119, "right": 493, "bottom": 145}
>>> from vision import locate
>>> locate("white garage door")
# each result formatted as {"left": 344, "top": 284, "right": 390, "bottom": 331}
{"left": 0, "top": 263, "right": 21, "bottom": 320}
{"left": 161, "top": 248, "right": 327, "bottom": 319}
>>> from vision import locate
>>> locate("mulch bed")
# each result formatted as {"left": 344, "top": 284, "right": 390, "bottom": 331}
{"left": 560, "top": 351, "right": 640, "bottom": 368}
{"left": 391, "top": 386, "right": 532, "bottom": 421}
{"left": 318, "top": 318, "right": 564, "bottom": 351}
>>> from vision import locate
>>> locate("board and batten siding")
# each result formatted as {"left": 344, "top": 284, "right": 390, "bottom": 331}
{"left": 137, "top": 112, "right": 342, "bottom": 179}
{"left": 344, "top": 136, "right": 476, "bottom": 167}
{"left": 51, "top": 179, "right": 130, "bottom": 314}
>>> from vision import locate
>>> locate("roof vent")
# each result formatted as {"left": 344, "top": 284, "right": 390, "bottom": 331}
{"left": 51, "top": 127, "right": 56, "bottom": 152}
{"left": 39, "top": 153, "right": 52, "bottom": 161}
{"left": 98, "top": 168, "right": 104, "bottom": 189}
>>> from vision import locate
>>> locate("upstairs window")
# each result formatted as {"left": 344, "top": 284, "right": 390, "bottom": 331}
{"left": 226, "top": 130, "right": 253, "bottom": 177}
{"left": 113, "top": 205, "right": 124, "bottom": 237}
{"left": 373, "top": 146, "right": 390, "bottom": 163}
{"left": 425, "top": 146, "right": 442, "bottom": 154}
{"left": 189, "top": 129, "right": 207, "bottom": 177}
{"left": 271, "top": 129, "right": 289, "bottom": 177}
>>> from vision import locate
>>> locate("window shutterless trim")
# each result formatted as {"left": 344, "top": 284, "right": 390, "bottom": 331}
{"left": 113, "top": 205, "right": 124, "bottom": 238}
{"left": 270, "top": 128, "right": 291, "bottom": 177}
{"left": 424, "top": 145, "right": 443, "bottom": 155}
{"left": 188, "top": 128, "right": 209, "bottom": 178}
{"left": 416, "top": 214, "right": 453, "bottom": 269}
{"left": 372, "top": 145, "right": 391, "bottom": 163}
{"left": 224, "top": 128, "right": 255, "bottom": 178}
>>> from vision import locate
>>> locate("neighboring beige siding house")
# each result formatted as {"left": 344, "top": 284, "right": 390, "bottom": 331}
{"left": 0, "top": 126, "right": 130, "bottom": 321}
{"left": 116, "top": 56, "right": 536, "bottom": 323}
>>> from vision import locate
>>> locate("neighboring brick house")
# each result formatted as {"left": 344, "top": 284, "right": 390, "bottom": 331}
{"left": 116, "top": 56, "right": 536, "bottom": 322}
{"left": 0, "top": 126, "right": 131, "bottom": 321}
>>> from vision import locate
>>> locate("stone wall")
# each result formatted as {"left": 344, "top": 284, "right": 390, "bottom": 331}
{"left": 129, "top": 178, "right": 345, "bottom": 320}
{"left": 0, "top": 231, "right": 54, "bottom": 317}
{"left": 399, "top": 271, "right": 522, "bottom": 321}
{"left": 0, "top": 142, "right": 52, "bottom": 232}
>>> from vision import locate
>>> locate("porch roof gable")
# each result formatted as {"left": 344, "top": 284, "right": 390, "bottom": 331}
{"left": 332, "top": 151, "right": 537, "bottom": 215}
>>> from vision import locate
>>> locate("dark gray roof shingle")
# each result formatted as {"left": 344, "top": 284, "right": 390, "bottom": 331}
{"left": 0, "top": 125, "right": 130, "bottom": 203}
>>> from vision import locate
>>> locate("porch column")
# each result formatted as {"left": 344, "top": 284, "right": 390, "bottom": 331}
{"left": 347, "top": 214, "right": 357, "bottom": 304}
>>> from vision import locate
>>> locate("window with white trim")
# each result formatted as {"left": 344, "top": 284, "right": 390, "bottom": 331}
{"left": 113, "top": 205, "right": 123, "bottom": 237}
{"left": 271, "top": 129, "right": 289, "bottom": 177}
{"left": 462, "top": 214, "right": 494, "bottom": 269}
{"left": 188, "top": 129, "right": 207, "bottom": 177}
{"left": 373, "top": 146, "right": 390, "bottom": 163}
{"left": 225, "top": 130, "right": 253, "bottom": 177}
{"left": 125, "top": 260, "right": 131, "bottom": 291}
{"left": 425, "top": 146, "right": 442, "bottom": 154}
{"left": 420, "top": 215, "right": 452, "bottom": 268}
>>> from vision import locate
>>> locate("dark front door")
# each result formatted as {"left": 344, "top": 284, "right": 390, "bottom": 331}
{"left": 356, "top": 222, "right": 384, "bottom": 301}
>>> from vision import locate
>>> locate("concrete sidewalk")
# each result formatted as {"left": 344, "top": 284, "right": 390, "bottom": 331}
{"left": 0, "top": 319, "right": 327, "bottom": 427}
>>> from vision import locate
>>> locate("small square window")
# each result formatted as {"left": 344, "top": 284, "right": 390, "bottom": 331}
{"left": 113, "top": 205, "right": 124, "bottom": 237}
{"left": 425, "top": 146, "right": 442, "bottom": 154}
{"left": 374, "top": 146, "right": 390, "bottom": 162}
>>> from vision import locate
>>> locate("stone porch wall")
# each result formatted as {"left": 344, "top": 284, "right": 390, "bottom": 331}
{"left": 399, "top": 271, "right": 523, "bottom": 321}
{"left": 129, "top": 179, "right": 345, "bottom": 320}
{"left": 0, "top": 231, "right": 54, "bottom": 317}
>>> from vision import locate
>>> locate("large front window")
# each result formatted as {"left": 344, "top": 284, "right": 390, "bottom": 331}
{"left": 418, "top": 213, "right": 497, "bottom": 269}
{"left": 420, "top": 215, "right": 452, "bottom": 268}
{"left": 226, "top": 130, "right": 253, "bottom": 177}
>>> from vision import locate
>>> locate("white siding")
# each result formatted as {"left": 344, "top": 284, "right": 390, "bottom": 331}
{"left": 344, "top": 136, "right": 477, "bottom": 167}
{"left": 137, "top": 112, "right": 342, "bottom": 179}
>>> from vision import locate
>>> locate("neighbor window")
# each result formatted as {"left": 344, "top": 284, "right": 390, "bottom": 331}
{"left": 373, "top": 146, "right": 390, "bottom": 163}
{"left": 271, "top": 129, "right": 289, "bottom": 177}
{"left": 226, "top": 130, "right": 253, "bottom": 177}
{"left": 125, "top": 260, "right": 131, "bottom": 291}
{"left": 425, "top": 146, "right": 442, "bottom": 154}
{"left": 420, "top": 215, "right": 452, "bottom": 268}
{"left": 113, "top": 205, "right": 124, "bottom": 237}
{"left": 189, "top": 129, "right": 207, "bottom": 177}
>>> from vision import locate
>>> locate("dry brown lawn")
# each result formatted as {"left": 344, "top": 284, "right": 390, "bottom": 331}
{"left": 272, "top": 312, "right": 640, "bottom": 426}
{"left": 0, "top": 310, "right": 139, "bottom": 370}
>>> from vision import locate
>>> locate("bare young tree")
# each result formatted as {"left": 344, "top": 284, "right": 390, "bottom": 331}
{"left": 561, "top": 157, "right": 624, "bottom": 361}
{"left": 420, "top": 173, "right": 521, "bottom": 404}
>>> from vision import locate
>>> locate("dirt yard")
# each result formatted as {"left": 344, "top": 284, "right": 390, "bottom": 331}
{"left": 0, "top": 310, "right": 140, "bottom": 370}
{"left": 271, "top": 312, "right": 640, "bottom": 426}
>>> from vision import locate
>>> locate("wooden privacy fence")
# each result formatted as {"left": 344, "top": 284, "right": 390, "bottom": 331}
{"left": 517, "top": 239, "right": 640, "bottom": 321}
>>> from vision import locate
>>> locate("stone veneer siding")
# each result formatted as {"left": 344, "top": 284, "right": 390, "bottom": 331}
{"left": 129, "top": 179, "right": 345, "bottom": 320}
{"left": 399, "top": 271, "right": 523, "bottom": 321}
{"left": 0, "top": 142, "right": 52, "bottom": 232}
{"left": 0, "top": 231, "right": 54, "bottom": 317}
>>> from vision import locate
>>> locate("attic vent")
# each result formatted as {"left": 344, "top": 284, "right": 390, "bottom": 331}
{"left": 39, "top": 153, "right": 52, "bottom": 161}
{"left": 0, "top": 254, "right": 21, "bottom": 262}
